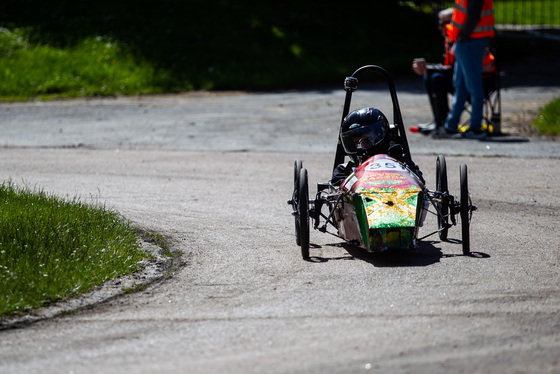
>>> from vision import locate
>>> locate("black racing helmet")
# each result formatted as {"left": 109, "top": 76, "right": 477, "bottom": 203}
{"left": 340, "top": 107, "right": 390, "bottom": 158}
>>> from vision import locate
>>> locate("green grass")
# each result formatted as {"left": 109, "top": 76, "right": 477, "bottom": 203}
{"left": 494, "top": 0, "right": 560, "bottom": 26}
{"left": 533, "top": 96, "right": 560, "bottom": 135}
{"left": 0, "top": 182, "right": 148, "bottom": 317}
{"left": 437, "top": 0, "right": 560, "bottom": 25}
{"left": 0, "top": 29, "right": 167, "bottom": 100}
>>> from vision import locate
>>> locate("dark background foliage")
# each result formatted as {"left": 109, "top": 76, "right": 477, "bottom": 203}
{"left": 0, "top": 1, "right": 442, "bottom": 90}
{"left": 1, "top": 0, "right": 558, "bottom": 91}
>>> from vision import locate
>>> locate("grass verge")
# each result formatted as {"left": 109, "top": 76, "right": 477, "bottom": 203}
{"left": 533, "top": 96, "right": 560, "bottom": 135}
{"left": 494, "top": 0, "right": 560, "bottom": 26}
{"left": 0, "top": 181, "right": 149, "bottom": 318}
{"left": 0, "top": 28, "right": 166, "bottom": 101}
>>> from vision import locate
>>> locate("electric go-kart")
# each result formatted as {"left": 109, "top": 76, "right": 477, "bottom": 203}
{"left": 288, "top": 65, "right": 476, "bottom": 260}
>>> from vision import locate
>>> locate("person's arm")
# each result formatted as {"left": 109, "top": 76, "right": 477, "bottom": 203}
{"left": 412, "top": 58, "right": 428, "bottom": 76}
{"left": 458, "top": 0, "right": 484, "bottom": 41}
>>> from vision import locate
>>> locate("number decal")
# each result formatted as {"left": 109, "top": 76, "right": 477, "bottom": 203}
{"left": 365, "top": 161, "right": 405, "bottom": 171}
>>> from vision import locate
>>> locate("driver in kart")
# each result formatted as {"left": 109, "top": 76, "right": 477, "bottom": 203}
{"left": 331, "top": 107, "right": 423, "bottom": 185}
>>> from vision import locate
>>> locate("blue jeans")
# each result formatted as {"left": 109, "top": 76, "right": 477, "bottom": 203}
{"left": 445, "top": 37, "right": 489, "bottom": 132}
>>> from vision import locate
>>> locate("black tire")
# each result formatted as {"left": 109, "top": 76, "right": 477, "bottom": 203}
{"left": 460, "top": 164, "right": 471, "bottom": 255}
{"left": 298, "top": 167, "right": 310, "bottom": 259}
{"left": 436, "top": 155, "right": 449, "bottom": 241}
{"left": 293, "top": 160, "right": 303, "bottom": 245}
{"left": 294, "top": 160, "right": 302, "bottom": 190}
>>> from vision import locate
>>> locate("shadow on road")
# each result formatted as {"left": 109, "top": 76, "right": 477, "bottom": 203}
{"left": 343, "top": 242, "right": 443, "bottom": 267}
{"left": 307, "top": 240, "right": 491, "bottom": 266}
{"left": 416, "top": 133, "right": 531, "bottom": 143}
{"left": 485, "top": 134, "right": 530, "bottom": 143}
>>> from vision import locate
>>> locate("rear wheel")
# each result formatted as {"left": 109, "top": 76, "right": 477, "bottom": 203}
{"left": 293, "top": 160, "right": 303, "bottom": 245}
{"left": 460, "top": 164, "right": 471, "bottom": 255}
{"left": 436, "top": 155, "right": 449, "bottom": 240}
{"left": 297, "top": 167, "right": 310, "bottom": 259}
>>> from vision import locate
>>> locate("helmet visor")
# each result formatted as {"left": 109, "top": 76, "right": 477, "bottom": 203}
{"left": 341, "top": 123, "right": 386, "bottom": 155}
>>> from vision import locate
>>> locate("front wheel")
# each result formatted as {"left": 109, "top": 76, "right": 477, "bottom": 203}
{"left": 293, "top": 160, "right": 303, "bottom": 245}
{"left": 297, "top": 167, "right": 310, "bottom": 259}
{"left": 436, "top": 155, "right": 449, "bottom": 240}
{"left": 460, "top": 164, "right": 471, "bottom": 255}
{"left": 294, "top": 160, "right": 302, "bottom": 190}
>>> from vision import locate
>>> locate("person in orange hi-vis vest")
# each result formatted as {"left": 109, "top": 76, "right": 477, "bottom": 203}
{"left": 432, "top": 0, "right": 495, "bottom": 140}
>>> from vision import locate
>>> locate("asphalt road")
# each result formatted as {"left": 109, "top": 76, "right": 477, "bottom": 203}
{"left": 1, "top": 80, "right": 559, "bottom": 373}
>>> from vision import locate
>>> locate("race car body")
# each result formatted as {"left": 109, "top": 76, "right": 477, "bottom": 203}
{"left": 338, "top": 154, "right": 425, "bottom": 251}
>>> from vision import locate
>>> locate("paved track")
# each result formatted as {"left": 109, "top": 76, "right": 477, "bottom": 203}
{"left": 1, "top": 82, "right": 559, "bottom": 373}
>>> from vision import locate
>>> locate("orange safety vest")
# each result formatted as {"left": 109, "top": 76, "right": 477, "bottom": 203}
{"left": 449, "top": 0, "right": 495, "bottom": 41}
{"left": 444, "top": 24, "right": 455, "bottom": 66}
{"left": 446, "top": 23, "right": 496, "bottom": 73}
{"left": 483, "top": 48, "right": 496, "bottom": 73}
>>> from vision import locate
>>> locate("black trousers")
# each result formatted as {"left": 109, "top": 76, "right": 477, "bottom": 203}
{"left": 424, "top": 67, "right": 454, "bottom": 128}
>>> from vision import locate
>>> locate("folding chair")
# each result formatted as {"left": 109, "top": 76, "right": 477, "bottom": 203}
{"left": 481, "top": 65, "right": 501, "bottom": 134}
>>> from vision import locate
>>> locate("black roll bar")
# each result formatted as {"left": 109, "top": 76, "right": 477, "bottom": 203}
{"left": 332, "top": 65, "right": 412, "bottom": 173}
